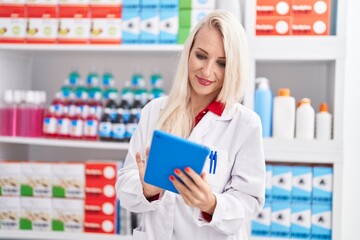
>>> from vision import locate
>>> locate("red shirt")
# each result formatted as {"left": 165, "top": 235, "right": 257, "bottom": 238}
{"left": 147, "top": 100, "right": 226, "bottom": 222}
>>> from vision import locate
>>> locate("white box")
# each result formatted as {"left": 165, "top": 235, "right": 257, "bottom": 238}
{"left": 140, "top": 9, "right": 159, "bottom": 44}
{"left": 20, "top": 197, "right": 52, "bottom": 231}
{"left": 52, "top": 163, "right": 85, "bottom": 199}
{"left": 0, "top": 197, "right": 20, "bottom": 230}
{"left": 160, "top": 9, "right": 178, "bottom": 44}
{"left": 122, "top": 10, "right": 140, "bottom": 44}
{"left": 52, "top": 198, "right": 84, "bottom": 232}
{"left": 0, "top": 162, "right": 21, "bottom": 196}
{"left": 21, "top": 162, "right": 52, "bottom": 197}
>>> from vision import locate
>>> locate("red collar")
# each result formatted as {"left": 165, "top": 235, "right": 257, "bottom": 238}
{"left": 194, "top": 101, "right": 225, "bottom": 126}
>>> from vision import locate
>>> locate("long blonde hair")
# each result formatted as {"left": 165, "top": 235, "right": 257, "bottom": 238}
{"left": 156, "top": 10, "right": 249, "bottom": 138}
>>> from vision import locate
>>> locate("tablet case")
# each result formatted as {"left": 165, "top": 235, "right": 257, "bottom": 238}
{"left": 144, "top": 130, "right": 210, "bottom": 194}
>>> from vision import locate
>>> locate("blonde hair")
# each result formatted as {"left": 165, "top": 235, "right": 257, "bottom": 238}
{"left": 156, "top": 10, "right": 249, "bottom": 138}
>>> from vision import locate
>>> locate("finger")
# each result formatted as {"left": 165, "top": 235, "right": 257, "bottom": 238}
{"left": 145, "top": 146, "right": 150, "bottom": 157}
{"left": 169, "top": 175, "right": 190, "bottom": 195}
{"left": 184, "top": 167, "right": 207, "bottom": 188}
{"left": 174, "top": 168, "right": 196, "bottom": 190}
{"left": 201, "top": 172, "right": 207, "bottom": 181}
{"left": 135, "top": 152, "right": 145, "bottom": 172}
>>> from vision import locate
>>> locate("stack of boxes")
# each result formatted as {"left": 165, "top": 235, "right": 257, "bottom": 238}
{"left": 256, "top": 0, "right": 331, "bottom": 36}
{"left": 252, "top": 164, "right": 333, "bottom": 239}
{"left": 178, "top": 0, "right": 215, "bottom": 44}
{"left": 0, "top": 0, "right": 27, "bottom": 43}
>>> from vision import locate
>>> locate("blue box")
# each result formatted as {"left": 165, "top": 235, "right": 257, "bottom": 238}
{"left": 311, "top": 204, "right": 332, "bottom": 240}
{"left": 140, "top": 9, "right": 160, "bottom": 44}
{"left": 160, "top": 9, "right": 178, "bottom": 44}
{"left": 122, "top": 10, "right": 141, "bottom": 44}
{"left": 251, "top": 202, "right": 271, "bottom": 237}
{"left": 123, "top": 0, "right": 141, "bottom": 10}
{"left": 265, "top": 164, "right": 273, "bottom": 202}
{"left": 160, "top": 0, "right": 179, "bottom": 9}
{"left": 292, "top": 166, "right": 312, "bottom": 203}
{"left": 272, "top": 165, "right": 292, "bottom": 201}
{"left": 291, "top": 203, "right": 311, "bottom": 239}
{"left": 312, "top": 166, "right": 333, "bottom": 203}
{"left": 271, "top": 201, "right": 291, "bottom": 238}
{"left": 141, "top": 0, "right": 160, "bottom": 10}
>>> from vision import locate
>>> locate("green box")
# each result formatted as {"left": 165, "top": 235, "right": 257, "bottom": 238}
{"left": 179, "top": 9, "right": 191, "bottom": 27}
{"left": 179, "top": 0, "right": 191, "bottom": 9}
{"left": 178, "top": 27, "right": 190, "bottom": 44}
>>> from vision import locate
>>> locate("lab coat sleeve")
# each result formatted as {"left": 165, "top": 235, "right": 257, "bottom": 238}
{"left": 193, "top": 113, "right": 266, "bottom": 235}
{"left": 115, "top": 103, "right": 162, "bottom": 213}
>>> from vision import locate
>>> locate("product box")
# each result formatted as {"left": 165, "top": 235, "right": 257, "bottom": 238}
{"left": 85, "top": 161, "right": 118, "bottom": 184}
{"left": 0, "top": 6, "right": 27, "bottom": 43}
{"left": 272, "top": 165, "right": 292, "bottom": 201}
{"left": 0, "top": 197, "right": 20, "bottom": 230}
{"left": 26, "top": 0, "right": 58, "bottom": 5}
{"left": 291, "top": 203, "right": 311, "bottom": 239}
{"left": 58, "top": 6, "right": 91, "bottom": 44}
{"left": 177, "top": 26, "right": 189, "bottom": 44}
{"left": 58, "top": 0, "right": 89, "bottom": 6}
{"left": 89, "top": 0, "right": 121, "bottom": 7}
{"left": 160, "top": 0, "right": 178, "bottom": 9}
{"left": 312, "top": 166, "right": 333, "bottom": 203}
{"left": 0, "top": 161, "right": 21, "bottom": 196}
{"left": 20, "top": 197, "right": 52, "bottom": 231}
{"left": 265, "top": 164, "right": 273, "bottom": 201}
{"left": 85, "top": 197, "right": 116, "bottom": 216}
{"left": 311, "top": 204, "right": 332, "bottom": 239}
{"left": 21, "top": 162, "right": 52, "bottom": 197}
{"left": 292, "top": 166, "right": 312, "bottom": 202}
{"left": 141, "top": 0, "right": 159, "bottom": 10}
{"left": 85, "top": 180, "right": 116, "bottom": 199}
{"left": 52, "top": 198, "right": 84, "bottom": 232}
{"left": 159, "top": 9, "right": 178, "bottom": 44}
{"left": 123, "top": 0, "right": 140, "bottom": 10}
{"left": 52, "top": 163, "right": 85, "bottom": 198}
{"left": 271, "top": 201, "right": 291, "bottom": 238}
{"left": 256, "top": 0, "right": 292, "bottom": 17}
{"left": 26, "top": 6, "right": 58, "bottom": 43}
{"left": 90, "top": 7, "right": 122, "bottom": 44}
{"left": 122, "top": 9, "right": 140, "bottom": 44}
{"left": 179, "top": 0, "right": 215, "bottom": 9}
{"left": 251, "top": 201, "right": 271, "bottom": 237}
{"left": 179, "top": 8, "right": 212, "bottom": 28}
{"left": 256, "top": 16, "right": 291, "bottom": 35}
{"left": 292, "top": 17, "right": 329, "bottom": 35}
{"left": 292, "top": 0, "right": 331, "bottom": 17}
{"left": 140, "top": 9, "right": 159, "bottom": 44}
{"left": 84, "top": 214, "right": 117, "bottom": 234}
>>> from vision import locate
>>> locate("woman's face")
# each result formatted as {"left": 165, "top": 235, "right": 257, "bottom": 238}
{"left": 188, "top": 26, "right": 226, "bottom": 102}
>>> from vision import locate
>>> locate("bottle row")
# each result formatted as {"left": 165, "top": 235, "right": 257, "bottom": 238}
{"left": 254, "top": 77, "right": 333, "bottom": 140}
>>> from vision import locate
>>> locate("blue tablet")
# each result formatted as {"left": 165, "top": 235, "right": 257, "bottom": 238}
{"left": 144, "top": 130, "right": 210, "bottom": 194}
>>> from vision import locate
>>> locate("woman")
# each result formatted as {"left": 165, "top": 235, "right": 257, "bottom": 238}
{"left": 116, "top": 10, "right": 265, "bottom": 240}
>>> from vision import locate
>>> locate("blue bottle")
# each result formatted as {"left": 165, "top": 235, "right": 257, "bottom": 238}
{"left": 254, "top": 77, "right": 273, "bottom": 137}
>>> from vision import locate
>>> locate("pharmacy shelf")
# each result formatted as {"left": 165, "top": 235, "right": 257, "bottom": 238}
{"left": 0, "top": 231, "right": 131, "bottom": 240}
{"left": 0, "top": 44, "right": 183, "bottom": 53}
{"left": 248, "top": 36, "right": 345, "bottom": 61}
{"left": 0, "top": 136, "right": 128, "bottom": 150}
{"left": 251, "top": 237, "right": 291, "bottom": 240}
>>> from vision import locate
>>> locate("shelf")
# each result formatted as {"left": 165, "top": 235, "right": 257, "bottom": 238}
{"left": 0, "top": 44, "right": 183, "bottom": 53}
{"left": 0, "top": 136, "right": 128, "bottom": 150}
{"left": 248, "top": 36, "right": 345, "bottom": 61}
{"left": 0, "top": 231, "right": 131, "bottom": 240}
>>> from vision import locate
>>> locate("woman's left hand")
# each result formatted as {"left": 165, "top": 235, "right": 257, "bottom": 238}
{"left": 170, "top": 167, "right": 216, "bottom": 215}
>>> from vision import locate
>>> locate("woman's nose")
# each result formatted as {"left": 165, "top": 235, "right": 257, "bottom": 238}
{"left": 201, "top": 61, "right": 213, "bottom": 77}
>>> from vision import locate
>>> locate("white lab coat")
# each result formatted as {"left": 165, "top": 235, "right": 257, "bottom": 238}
{"left": 116, "top": 97, "right": 266, "bottom": 240}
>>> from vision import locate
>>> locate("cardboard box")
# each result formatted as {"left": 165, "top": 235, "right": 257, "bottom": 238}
{"left": 58, "top": 0, "right": 89, "bottom": 6}
{"left": 90, "top": 7, "right": 122, "bottom": 44}
{"left": 26, "top": 0, "right": 58, "bottom": 5}
{"left": 21, "top": 162, "right": 52, "bottom": 197}
{"left": 89, "top": 0, "right": 121, "bottom": 7}
{"left": 52, "top": 163, "right": 85, "bottom": 199}
{"left": 179, "top": 8, "right": 212, "bottom": 28}
{"left": 272, "top": 165, "right": 292, "bottom": 201}
{"left": 256, "top": 0, "right": 292, "bottom": 17}
{"left": 292, "top": 17, "right": 329, "bottom": 35}
{"left": 122, "top": 9, "right": 140, "bottom": 44}
{"left": 85, "top": 161, "right": 118, "bottom": 183}
{"left": 271, "top": 201, "right": 291, "bottom": 237}
{"left": 159, "top": 9, "right": 178, "bottom": 44}
{"left": 292, "top": 0, "right": 331, "bottom": 17}
{"left": 256, "top": 16, "right": 291, "bottom": 35}
{"left": 180, "top": 0, "right": 215, "bottom": 9}
{"left": 160, "top": 0, "right": 178, "bottom": 9}
{"left": 20, "top": 197, "right": 52, "bottom": 231}
{"left": 84, "top": 214, "right": 116, "bottom": 234}
{"left": 123, "top": 0, "right": 140, "bottom": 10}
{"left": 0, "top": 162, "right": 21, "bottom": 197}
{"left": 52, "top": 198, "right": 84, "bottom": 232}
{"left": 85, "top": 180, "right": 116, "bottom": 199}
{"left": 291, "top": 203, "right": 311, "bottom": 239}
{"left": 312, "top": 166, "right": 333, "bottom": 203}
{"left": 265, "top": 164, "right": 273, "bottom": 201}
{"left": 292, "top": 166, "right": 312, "bottom": 202}
{"left": 0, "top": 6, "right": 27, "bottom": 43}
{"left": 140, "top": 9, "right": 159, "bottom": 44}
{"left": 251, "top": 201, "right": 271, "bottom": 236}
{"left": 141, "top": 0, "right": 159, "bottom": 10}
{"left": 0, "top": 197, "right": 20, "bottom": 230}
{"left": 26, "top": 6, "right": 58, "bottom": 43}
{"left": 311, "top": 204, "right": 332, "bottom": 239}
{"left": 85, "top": 197, "right": 116, "bottom": 216}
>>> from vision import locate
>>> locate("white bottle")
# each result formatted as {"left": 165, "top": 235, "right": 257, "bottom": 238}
{"left": 315, "top": 102, "right": 332, "bottom": 140}
{"left": 272, "top": 88, "right": 296, "bottom": 139}
{"left": 295, "top": 98, "right": 315, "bottom": 139}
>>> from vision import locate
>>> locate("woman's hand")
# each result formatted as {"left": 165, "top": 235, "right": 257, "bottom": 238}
{"left": 170, "top": 167, "right": 216, "bottom": 215}
{"left": 135, "top": 147, "right": 163, "bottom": 198}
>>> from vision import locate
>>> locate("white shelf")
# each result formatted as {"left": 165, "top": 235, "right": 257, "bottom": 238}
{"left": 0, "top": 44, "right": 183, "bottom": 52}
{"left": 0, "top": 136, "right": 128, "bottom": 150}
{"left": 248, "top": 36, "right": 345, "bottom": 61}
{"left": 0, "top": 231, "right": 131, "bottom": 240}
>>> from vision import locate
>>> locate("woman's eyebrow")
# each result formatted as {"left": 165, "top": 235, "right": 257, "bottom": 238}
{"left": 196, "top": 47, "right": 226, "bottom": 60}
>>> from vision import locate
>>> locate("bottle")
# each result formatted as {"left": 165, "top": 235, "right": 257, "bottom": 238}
{"left": 68, "top": 69, "right": 81, "bottom": 86}
{"left": 36, "top": 91, "right": 47, "bottom": 137}
{"left": 57, "top": 106, "right": 71, "bottom": 139}
{"left": 88, "top": 91, "right": 103, "bottom": 120}
{"left": 125, "top": 108, "right": 139, "bottom": 142}
{"left": 43, "top": 106, "right": 57, "bottom": 138}
{"left": 136, "top": 78, "right": 148, "bottom": 106}
{"left": 60, "top": 78, "right": 74, "bottom": 98}
{"left": 21, "top": 91, "right": 35, "bottom": 137}
{"left": 105, "top": 92, "right": 118, "bottom": 122}
{"left": 118, "top": 95, "right": 131, "bottom": 123}
{"left": 88, "top": 75, "right": 102, "bottom": 102}
{"left": 149, "top": 72, "right": 165, "bottom": 100}
{"left": 69, "top": 107, "right": 84, "bottom": 140}
{"left": 0, "top": 90, "right": 16, "bottom": 136}
{"left": 76, "top": 91, "right": 90, "bottom": 119}
{"left": 272, "top": 88, "right": 296, "bottom": 139}
{"left": 51, "top": 92, "right": 64, "bottom": 118}
{"left": 14, "top": 90, "right": 25, "bottom": 137}
{"left": 131, "top": 94, "right": 142, "bottom": 123}
{"left": 102, "top": 71, "right": 118, "bottom": 101}
{"left": 112, "top": 109, "right": 126, "bottom": 142}
{"left": 121, "top": 80, "right": 135, "bottom": 106}
{"left": 254, "top": 77, "right": 273, "bottom": 137}
{"left": 98, "top": 108, "right": 113, "bottom": 141}
{"left": 315, "top": 102, "right": 332, "bottom": 140}
{"left": 84, "top": 107, "right": 99, "bottom": 141}
{"left": 74, "top": 79, "right": 88, "bottom": 101}
{"left": 295, "top": 98, "right": 315, "bottom": 139}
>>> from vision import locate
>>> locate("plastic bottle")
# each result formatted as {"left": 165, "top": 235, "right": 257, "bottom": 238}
{"left": 84, "top": 107, "right": 99, "bottom": 141}
{"left": 136, "top": 79, "right": 148, "bottom": 106}
{"left": 118, "top": 94, "right": 131, "bottom": 123}
{"left": 254, "top": 77, "right": 273, "bottom": 137}
{"left": 69, "top": 107, "right": 84, "bottom": 140}
{"left": 57, "top": 106, "right": 71, "bottom": 139}
{"left": 149, "top": 72, "right": 165, "bottom": 101}
{"left": 75, "top": 79, "right": 88, "bottom": 101}
{"left": 105, "top": 92, "right": 118, "bottom": 122}
{"left": 61, "top": 78, "right": 74, "bottom": 98}
{"left": 272, "top": 88, "right": 296, "bottom": 139}
{"left": 52, "top": 92, "right": 64, "bottom": 118}
{"left": 131, "top": 94, "right": 143, "bottom": 123}
{"left": 43, "top": 106, "right": 57, "bottom": 138}
{"left": 315, "top": 102, "right": 332, "bottom": 140}
{"left": 102, "top": 71, "right": 118, "bottom": 101}
{"left": 88, "top": 75, "right": 102, "bottom": 102}
{"left": 21, "top": 91, "right": 35, "bottom": 137}
{"left": 0, "top": 90, "right": 16, "bottom": 136}
{"left": 88, "top": 91, "right": 103, "bottom": 120}
{"left": 121, "top": 80, "right": 135, "bottom": 106}
{"left": 112, "top": 108, "right": 126, "bottom": 142}
{"left": 295, "top": 98, "right": 315, "bottom": 139}
{"left": 98, "top": 108, "right": 113, "bottom": 141}
{"left": 14, "top": 90, "right": 25, "bottom": 137}
{"left": 68, "top": 69, "right": 81, "bottom": 86}
{"left": 76, "top": 91, "right": 90, "bottom": 119}
{"left": 125, "top": 108, "right": 139, "bottom": 142}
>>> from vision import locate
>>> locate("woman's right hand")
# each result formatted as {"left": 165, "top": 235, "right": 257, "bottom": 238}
{"left": 135, "top": 147, "right": 163, "bottom": 198}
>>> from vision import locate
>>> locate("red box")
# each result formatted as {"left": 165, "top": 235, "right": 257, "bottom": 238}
{"left": 256, "top": 16, "right": 291, "bottom": 36}
{"left": 292, "top": 0, "right": 331, "bottom": 17}
{"left": 85, "top": 179, "right": 117, "bottom": 199}
{"left": 292, "top": 16, "right": 329, "bottom": 35}
{"left": 85, "top": 197, "right": 116, "bottom": 216}
{"left": 257, "top": 0, "right": 292, "bottom": 17}
{"left": 85, "top": 161, "right": 118, "bottom": 183}
{"left": 84, "top": 214, "right": 116, "bottom": 234}
{"left": 0, "top": 5, "right": 26, "bottom": 43}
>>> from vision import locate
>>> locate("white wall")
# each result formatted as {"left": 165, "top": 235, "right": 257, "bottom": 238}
{"left": 341, "top": 0, "right": 360, "bottom": 238}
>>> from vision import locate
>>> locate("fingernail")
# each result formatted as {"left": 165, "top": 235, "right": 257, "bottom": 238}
{"left": 169, "top": 175, "right": 175, "bottom": 181}
{"left": 185, "top": 167, "right": 190, "bottom": 173}
{"left": 174, "top": 169, "right": 180, "bottom": 174}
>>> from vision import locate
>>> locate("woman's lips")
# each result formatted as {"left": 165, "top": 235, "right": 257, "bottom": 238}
{"left": 196, "top": 76, "right": 214, "bottom": 86}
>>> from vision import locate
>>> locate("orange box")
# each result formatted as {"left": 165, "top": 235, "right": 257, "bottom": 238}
{"left": 85, "top": 179, "right": 117, "bottom": 199}
{"left": 85, "top": 197, "right": 116, "bottom": 216}
{"left": 292, "top": 0, "right": 331, "bottom": 17}
{"left": 292, "top": 16, "right": 329, "bottom": 35}
{"left": 0, "top": 6, "right": 26, "bottom": 43}
{"left": 256, "top": 16, "right": 291, "bottom": 36}
{"left": 85, "top": 161, "right": 118, "bottom": 183}
{"left": 84, "top": 214, "right": 117, "bottom": 234}
{"left": 90, "top": 7, "right": 122, "bottom": 44}
{"left": 257, "top": 0, "right": 292, "bottom": 17}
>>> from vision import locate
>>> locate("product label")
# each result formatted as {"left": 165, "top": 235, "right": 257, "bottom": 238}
{"left": 57, "top": 118, "right": 71, "bottom": 135}
{"left": 112, "top": 123, "right": 126, "bottom": 140}
{"left": 125, "top": 123, "right": 137, "bottom": 138}
{"left": 43, "top": 117, "right": 57, "bottom": 134}
{"left": 84, "top": 119, "right": 98, "bottom": 137}
{"left": 98, "top": 122, "right": 112, "bottom": 138}
{"left": 70, "top": 119, "right": 84, "bottom": 137}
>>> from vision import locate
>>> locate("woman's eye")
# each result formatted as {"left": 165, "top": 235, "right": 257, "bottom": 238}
{"left": 217, "top": 61, "right": 226, "bottom": 68}
{"left": 196, "top": 53, "right": 206, "bottom": 60}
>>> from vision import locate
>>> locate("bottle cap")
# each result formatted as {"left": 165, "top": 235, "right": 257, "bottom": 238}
{"left": 278, "top": 88, "right": 290, "bottom": 96}
{"left": 255, "top": 77, "right": 269, "bottom": 89}
{"left": 3, "top": 89, "right": 13, "bottom": 103}
{"left": 297, "top": 98, "right": 311, "bottom": 107}
{"left": 319, "top": 102, "right": 328, "bottom": 112}
{"left": 26, "top": 91, "right": 35, "bottom": 104}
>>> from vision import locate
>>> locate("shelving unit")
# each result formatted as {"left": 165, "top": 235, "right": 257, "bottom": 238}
{"left": 0, "top": 231, "right": 132, "bottom": 240}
